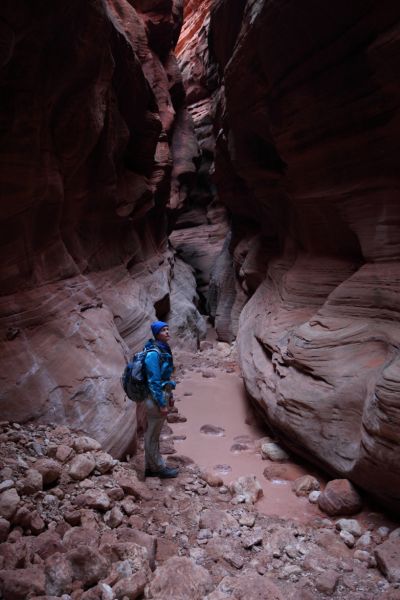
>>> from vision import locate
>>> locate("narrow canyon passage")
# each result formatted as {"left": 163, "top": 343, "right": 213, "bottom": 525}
{"left": 0, "top": 0, "right": 399, "bottom": 598}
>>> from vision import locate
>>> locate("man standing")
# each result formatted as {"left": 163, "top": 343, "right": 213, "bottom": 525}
{"left": 143, "top": 321, "right": 179, "bottom": 478}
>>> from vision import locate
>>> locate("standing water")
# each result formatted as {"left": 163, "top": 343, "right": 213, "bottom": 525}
{"left": 171, "top": 339, "right": 327, "bottom": 523}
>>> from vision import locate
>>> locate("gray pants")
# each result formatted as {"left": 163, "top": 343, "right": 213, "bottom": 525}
{"left": 144, "top": 395, "right": 167, "bottom": 472}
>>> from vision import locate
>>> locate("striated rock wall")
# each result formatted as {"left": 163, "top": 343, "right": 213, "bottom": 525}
{"left": 0, "top": 0, "right": 205, "bottom": 456}
{"left": 208, "top": 0, "right": 400, "bottom": 510}
{"left": 171, "top": 0, "right": 229, "bottom": 310}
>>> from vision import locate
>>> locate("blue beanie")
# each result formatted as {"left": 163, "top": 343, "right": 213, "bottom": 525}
{"left": 151, "top": 320, "right": 168, "bottom": 337}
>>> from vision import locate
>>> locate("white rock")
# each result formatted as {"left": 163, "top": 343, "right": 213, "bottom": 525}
{"left": 356, "top": 532, "right": 372, "bottom": 547}
{"left": 261, "top": 442, "right": 289, "bottom": 462}
{"left": 340, "top": 530, "right": 355, "bottom": 547}
{"left": 0, "top": 480, "right": 14, "bottom": 493}
{"left": 308, "top": 490, "right": 321, "bottom": 504}
{"left": 354, "top": 550, "right": 371, "bottom": 563}
{"left": 335, "top": 518, "right": 362, "bottom": 537}
{"left": 216, "top": 342, "right": 231, "bottom": 357}
{"left": 389, "top": 527, "right": 400, "bottom": 540}
{"left": 377, "top": 526, "right": 390, "bottom": 539}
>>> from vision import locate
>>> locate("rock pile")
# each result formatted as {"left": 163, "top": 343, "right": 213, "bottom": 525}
{"left": 0, "top": 420, "right": 399, "bottom": 599}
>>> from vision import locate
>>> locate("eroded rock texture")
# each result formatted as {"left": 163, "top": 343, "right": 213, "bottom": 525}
{"left": 170, "top": 0, "right": 229, "bottom": 310}
{"left": 0, "top": 0, "right": 205, "bottom": 455}
{"left": 208, "top": 0, "right": 400, "bottom": 510}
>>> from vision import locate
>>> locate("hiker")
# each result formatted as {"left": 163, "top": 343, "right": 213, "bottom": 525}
{"left": 143, "top": 320, "right": 179, "bottom": 478}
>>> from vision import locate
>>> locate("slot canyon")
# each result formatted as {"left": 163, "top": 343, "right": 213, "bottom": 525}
{"left": 0, "top": 1, "right": 399, "bottom": 599}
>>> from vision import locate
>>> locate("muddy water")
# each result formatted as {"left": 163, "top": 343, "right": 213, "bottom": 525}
{"left": 171, "top": 369, "right": 327, "bottom": 522}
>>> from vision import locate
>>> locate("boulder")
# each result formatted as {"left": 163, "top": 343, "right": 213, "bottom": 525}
{"left": 19, "top": 469, "right": 43, "bottom": 495}
{"left": 0, "top": 489, "right": 20, "bottom": 520}
{"left": 147, "top": 556, "right": 213, "bottom": 600}
{"left": 33, "top": 459, "right": 62, "bottom": 486}
{"left": 335, "top": 518, "right": 362, "bottom": 537}
{"left": 67, "top": 545, "right": 108, "bottom": 588}
{"left": 55, "top": 445, "right": 74, "bottom": 463}
{"left": 44, "top": 553, "right": 74, "bottom": 596}
{"left": 0, "top": 567, "right": 46, "bottom": 599}
{"left": 206, "top": 571, "right": 284, "bottom": 600}
{"left": 292, "top": 475, "right": 320, "bottom": 497}
{"left": 79, "top": 489, "right": 111, "bottom": 512}
{"left": 94, "top": 452, "right": 115, "bottom": 474}
{"left": 115, "top": 475, "right": 152, "bottom": 501}
{"left": 73, "top": 436, "right": 102, "bottom": 453}
{"left": 318, "top": 479, "right": 362, "bottom": 516}
{"left": 69, "top": 454, "right": 96, "bottom": 481}
{"left": 199, "top": 509, "right": 238, "bottom": 533}
{"left": 375, "top": 538, "right": 400, "bottom": 583}
{"left": 0, "top": 519, "right": 10, "bottom": 543}
{"left": 261, "top": 442, "right": 289, "bottom": 462}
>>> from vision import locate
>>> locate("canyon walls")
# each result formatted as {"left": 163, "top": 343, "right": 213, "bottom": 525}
{"left": 171, "top": 0, "right": 229, "bottom": 315}
{"left": 207, "top": 0, "right": 400, "bottom": 511}
{"left": 0, "top": 0, "right": 206, "bottom": 456}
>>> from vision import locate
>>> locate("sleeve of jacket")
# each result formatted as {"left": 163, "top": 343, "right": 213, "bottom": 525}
{"left": 144, "top": 351, "right": 166, "bottom": 408}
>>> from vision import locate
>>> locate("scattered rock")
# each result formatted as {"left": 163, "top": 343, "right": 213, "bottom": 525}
{"left": 33, "top": 459, "right": 61, "bottom": 486}
{"left": 207, "top": 571, "right": 284, "bottom": 599}
{"left": 67, "top": 545, "right": 108, "bottom": 588}
{"left": 239, "top": 512, "right": 256, "bottom": 527}
{"left": 69, "top": 454, "right": 96, "bottom": 481}
{"left": 0, "top": 488, "right": 20, "bottom": 520}
{"left": 230, "top": 475, "right": 263, "bottom": 504}
{"left": 104, "top": 506, "right": 124, "bottom": 529}
{"left": 147, "top": 556, "right": 213, "bottom": 599}
{"left": 115, "top": 475, "right": 152, "bottom": 501}
{"left": 375, "top": 538, "right": 400, "bottom": 583}
{"left": 315, "top": 569, "right": 339, "bottom": 595}
{"left": 0, "top": 518, "right": 10, "bottom": 543}
{"left": 199, "top": 509, "right": 238, "bottom": 533}
{"left": 318, "top": 479, "right": 363, "bottom": 516}
{"left": 79, "top": 489, "right": 111, "bottom": 511}
{"left": 45, "top": 552, "right": 74, "bottom": 596}
{"left": 0, "top": 481, "right": 14, "bottom": 494}
{"left": 55, "top": 444, "right": 74, "bottom": 463}
{"left": 112, "top": 571, "right": 148, "bottom": 599}
{"left": 200, "top": 470, "right": 223, "bottom": 487}
{"left": 261, "top": 442, "right": 289, "bottom": 462}
{"left": 335, "top": 518, "right": 362, "bottom": 537}
{"left": 340, "top": 530, "right": 355, "bottom": 547}
{"left": 202, "top": 370, "right": 216, "bottom": 378}
{"left": 94, "top": 452, "right": 115, "bottom": 474}
{"left": 241, "top": 528, "right": 263, "bottom": 549}
{"left": 19, "top": 468, "right": 43, "bottom": 495}
{"left": 308, "top": 490, "right": 321, "bottom": 503}
{"left": 73, "top": 436, "right": 102, "bottom": 453}
{"left": 200, "top": 424, "right": 225, "bottom": 436}
{"left": 292, "top": 475, "right": 320, "bottom": 497}
{"left": 0, "top": 566, "right": 46, "bottom": 599}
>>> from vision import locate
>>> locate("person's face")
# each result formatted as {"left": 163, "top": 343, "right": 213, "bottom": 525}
{"left": 156, "top": 326, "right": 170, "bottom": 343}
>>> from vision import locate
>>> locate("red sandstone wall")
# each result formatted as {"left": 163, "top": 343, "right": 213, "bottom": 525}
{"left": 208, "top": 0, "right": 400, "bottom": 510}
{"left": 0, "top": 0, "right": 205, "bottom": 455}
{"left": 171, "top": 0, "right": 229, "bottom": 314}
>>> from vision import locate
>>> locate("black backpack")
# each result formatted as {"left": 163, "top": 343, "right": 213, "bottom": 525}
{"left": 121, "top": 347, "right": 161, "bottom": 402}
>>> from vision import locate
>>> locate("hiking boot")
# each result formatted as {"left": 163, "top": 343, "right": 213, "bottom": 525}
{"left": 145, "top": 466, "right": 179, "bottom": 479}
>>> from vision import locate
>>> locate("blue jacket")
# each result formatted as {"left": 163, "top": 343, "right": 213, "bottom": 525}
{"left": 143, "top": 340, "right": 176, "bottom": 408}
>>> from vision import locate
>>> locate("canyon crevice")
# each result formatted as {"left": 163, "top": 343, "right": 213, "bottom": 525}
{"left": 1, "top": 0, "right": 400, "bottom": 517}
